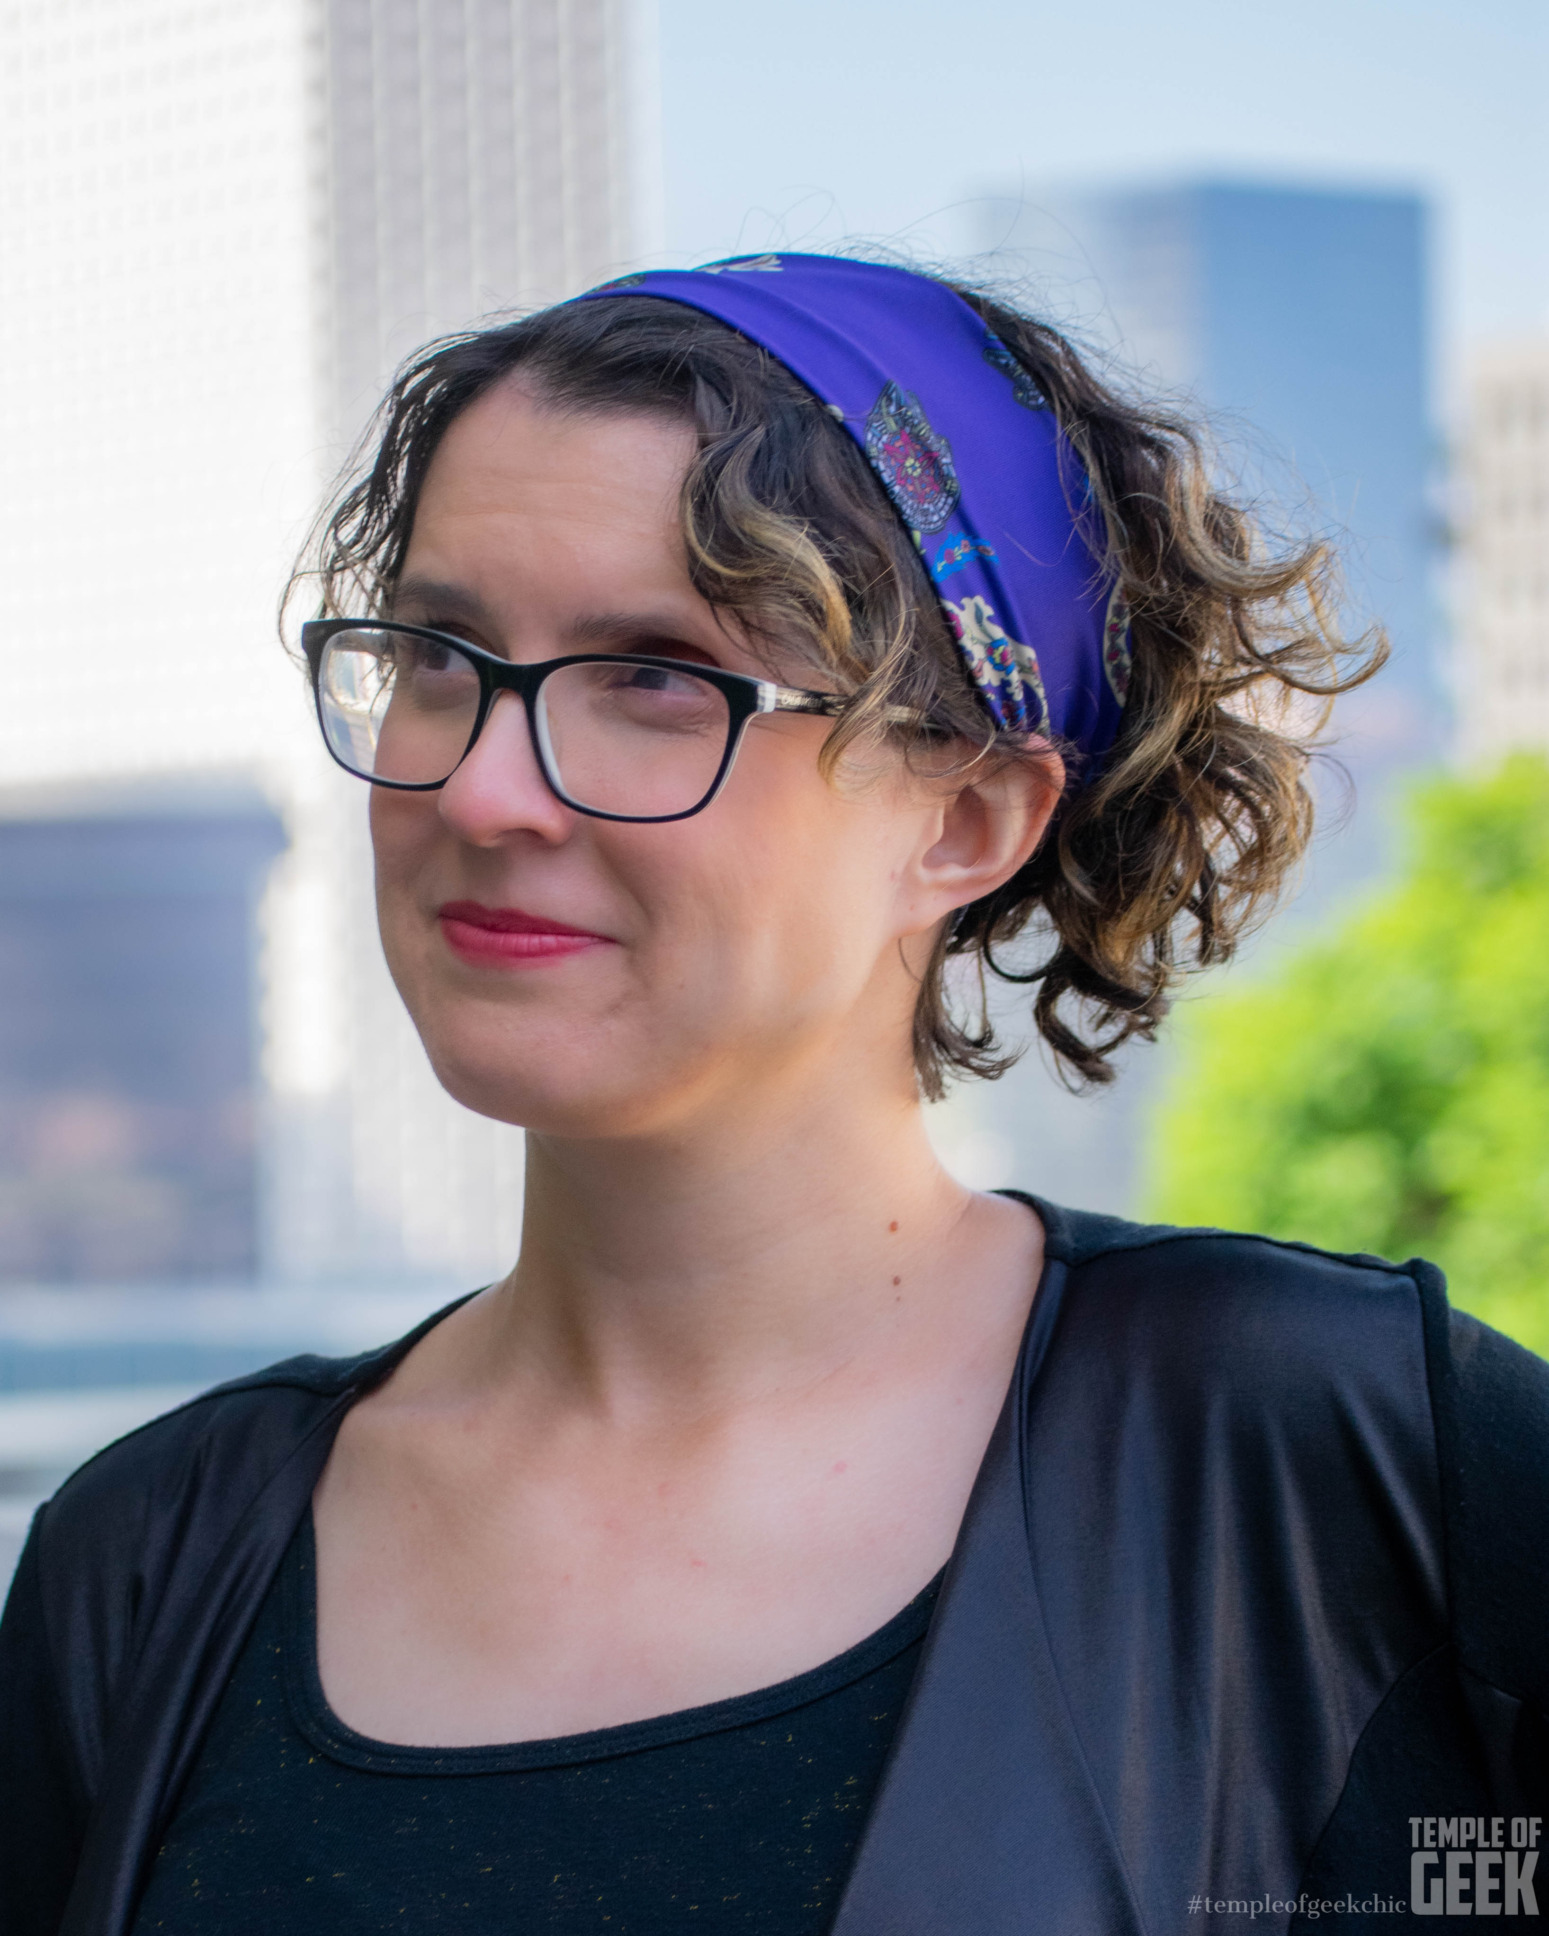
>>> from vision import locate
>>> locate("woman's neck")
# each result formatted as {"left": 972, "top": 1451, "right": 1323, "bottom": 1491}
{"left": 440, "top": 1066, "right": 1041, "bottom": 1428}
{"left": 314, "top": 1053, "right": 1046, "bottom": 1747}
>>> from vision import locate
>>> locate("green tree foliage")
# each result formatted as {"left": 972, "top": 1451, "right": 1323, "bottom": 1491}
{"left": 1147, "top": 756, "right": 1549, "bottom": 1357}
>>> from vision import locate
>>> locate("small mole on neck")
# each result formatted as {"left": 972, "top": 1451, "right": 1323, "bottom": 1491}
{"left": 888, "top": 1220, "right": 899, "bottom": 1233}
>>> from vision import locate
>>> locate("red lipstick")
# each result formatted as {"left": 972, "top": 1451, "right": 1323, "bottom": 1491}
{"left": 438, "top": 900, "right": 614, "bottom": 965}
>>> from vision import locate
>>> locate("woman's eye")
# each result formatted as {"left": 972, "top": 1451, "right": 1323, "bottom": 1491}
{"left": 617, "top": 663, "right": 704, "bottom": 695}
{"left": 388, "top": 637, "right": 480, "bottom": 712}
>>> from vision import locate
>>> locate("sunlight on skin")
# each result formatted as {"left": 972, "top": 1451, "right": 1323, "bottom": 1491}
{"left": 315, "top": 382, "right": 1067, "bottom": 1747}
{"left": 372, "top": 384, "right": 1057, "bottom": 1148}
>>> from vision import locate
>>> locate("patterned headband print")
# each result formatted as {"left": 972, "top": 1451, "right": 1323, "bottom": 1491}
{"left": 580, "top": 253, "right": 1131, "bottom": 766}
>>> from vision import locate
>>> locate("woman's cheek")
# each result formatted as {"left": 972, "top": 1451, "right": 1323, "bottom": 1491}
{"left": 369, "top": 793, "right": 432, "bottom": 908}
{"left": 367, "top": 805, "right": 447, "bottom": 1012}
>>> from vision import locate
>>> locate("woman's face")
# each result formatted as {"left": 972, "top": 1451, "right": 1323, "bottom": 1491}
{"left": 372, "top": 381, "right": 1042, "bottom": 1140}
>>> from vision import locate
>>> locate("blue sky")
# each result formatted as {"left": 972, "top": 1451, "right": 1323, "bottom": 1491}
{"left": 658, "top": 0, "right": 1547, "bottom": 366}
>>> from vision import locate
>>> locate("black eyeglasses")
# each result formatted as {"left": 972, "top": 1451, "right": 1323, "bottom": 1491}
{"left": 301, "top": 619, "right": 853, "bottom": 824}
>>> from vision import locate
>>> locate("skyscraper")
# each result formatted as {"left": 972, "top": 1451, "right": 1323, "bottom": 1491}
{"left": 941, "top": 180, "right": 1439, "bottom": 1213}
{"left": 1458, "top": 341, "right": 1549, "bottom": 762}
{"left": 979, "top": 180, "right": 1440, "bottom": 810}
{"left": 0, "top": 0, "right": 658, "bottom": 1286}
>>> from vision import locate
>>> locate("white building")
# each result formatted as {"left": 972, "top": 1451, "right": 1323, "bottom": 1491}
{"left": 1458, "top": 341, "right": 1549, "bottom": 762}
{"left": 0, "top": 0, "right": 659, "bottom": 1289}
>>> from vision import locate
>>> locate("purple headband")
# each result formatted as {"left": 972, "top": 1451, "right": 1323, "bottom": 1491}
{"left": 580, "top": 253, "right": 1130, "bottom": 765}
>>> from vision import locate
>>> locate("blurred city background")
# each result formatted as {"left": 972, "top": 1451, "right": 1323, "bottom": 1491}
{"left": 0, "top": 0, "right": 1544, "bottom": 1577}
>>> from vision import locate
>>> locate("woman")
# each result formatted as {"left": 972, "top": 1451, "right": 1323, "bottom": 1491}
{"left": 3, "top": 255, "right": 1545, "bottom": 1936}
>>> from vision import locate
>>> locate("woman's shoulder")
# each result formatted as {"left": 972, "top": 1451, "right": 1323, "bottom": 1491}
{"left": 1027, "top": 1193, "right": 1446, "bottom": 1378}
{"left": 24, "top": 1346, "right": 372, "bottom": 1690}
{"left": 0, "top": 1348, "right": 360, "bottom": 1828}
{"left": 30, "top": 1296, "right": 476, "bottom": 1625}
{"left": 1026, "top": 1194, "right": 1549, "bottom": 1712}
{"left": 1031, "top": 1194, "right": 1548, "bottom": 1419}
{"left": 1033, "top": 1191, "right": 1426, "bottom": 1293}
{"left": 1025, "top": 1193, "right": 1549, "bottom": 1528}
{"left": 38, "top": 1348, "right": 358, "bottom": 1554}
{"left": 42, "top": 1287, "right": 482, "bottom": 1522}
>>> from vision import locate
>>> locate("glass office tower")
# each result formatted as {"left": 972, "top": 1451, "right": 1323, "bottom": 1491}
{"left": 981, "top": 181, "right": 1439, "bottom": 797}
{"left": 987, "top": 176, "right": 1432, "bottom": 778}
{"left": 0, "top": 800, "right": 285, "bottom": 1281}
{"left": 941, "top": 179, "right": 1439, "bottom": 1211}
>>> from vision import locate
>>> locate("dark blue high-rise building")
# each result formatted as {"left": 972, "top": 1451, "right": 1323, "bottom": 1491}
{"left": 981, "top": 180, "right": 1439, "bottom": 831}
{"left": 954, "top": 181, "right": 1438, "bottom": 1214}
{"left": 0, "top": 796, "right": 285, "bottom": 1282}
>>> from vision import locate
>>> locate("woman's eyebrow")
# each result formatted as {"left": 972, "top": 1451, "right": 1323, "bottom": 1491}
{"left": 387, "top": 585, "right": 718, "bottom": 659}
{"left": 565, "top": 611, "right": 710, "bottom": 651}
{"left": 387, "top": 577, "right": 492, "bottom": 624}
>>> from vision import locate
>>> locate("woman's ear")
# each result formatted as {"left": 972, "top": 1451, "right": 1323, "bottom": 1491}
{"left": 904, "top": 743, "right": 1065, "bottom": 935}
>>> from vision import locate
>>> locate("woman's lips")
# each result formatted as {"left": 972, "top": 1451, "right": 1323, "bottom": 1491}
{"left": 437, "top": 900, "right": 614, "bottom": 965}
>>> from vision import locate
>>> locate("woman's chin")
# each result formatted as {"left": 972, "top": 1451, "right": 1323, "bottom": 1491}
{"left": 422, "top": 1049, "right": 693, "bottom": 1143}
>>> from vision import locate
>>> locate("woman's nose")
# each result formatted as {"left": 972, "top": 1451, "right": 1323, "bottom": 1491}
{"left": 436, "top": 691, "right": 573, "bottom": 847}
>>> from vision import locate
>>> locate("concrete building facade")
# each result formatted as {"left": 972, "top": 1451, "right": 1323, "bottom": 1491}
{"left": 0, "top": 0, "right": 657, "bottom": 1287}
{"left": 1458, "top": 341, "right": 1549, "bottom": 762}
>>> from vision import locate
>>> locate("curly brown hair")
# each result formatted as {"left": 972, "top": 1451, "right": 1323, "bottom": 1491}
{"left": 288, "top": 271, "right": 1384, "bottom": 1099}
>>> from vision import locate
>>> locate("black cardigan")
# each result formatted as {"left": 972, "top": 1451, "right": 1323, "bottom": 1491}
{"left": 4, "top": 1201, "right": 1547, "bottom": 1936}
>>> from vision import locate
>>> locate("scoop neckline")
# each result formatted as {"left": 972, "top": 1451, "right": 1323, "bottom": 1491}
{"left": 282, "top": 1510, "right": 942, "bottom": 1775}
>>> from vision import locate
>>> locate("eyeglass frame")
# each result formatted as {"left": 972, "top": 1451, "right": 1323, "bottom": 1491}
{"left": 301, "top": 617, "right": 856, "bottom": 825}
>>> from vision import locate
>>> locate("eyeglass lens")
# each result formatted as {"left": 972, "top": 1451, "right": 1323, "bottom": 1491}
{"left": 317, "top": 628, "right": 736, "bottom": 819}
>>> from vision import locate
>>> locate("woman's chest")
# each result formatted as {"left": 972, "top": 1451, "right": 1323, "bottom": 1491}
{"left": 307, "top": 1385, "right": 982, "bottom": 1747}
{"left": 131, "top": 1513, "right": 936, "bottom": 1936}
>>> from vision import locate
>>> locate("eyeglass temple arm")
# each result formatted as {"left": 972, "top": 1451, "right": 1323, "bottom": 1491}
{"left": 762, "top": 685, "right": 924, "bottom": 728}
{"left": 763, "top": 685, "right": 845, "bottom": 717}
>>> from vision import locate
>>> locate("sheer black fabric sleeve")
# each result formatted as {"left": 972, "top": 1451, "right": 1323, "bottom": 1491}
{"left": 0, "top": 1511, "right": 91, "bottom": 1936}
{"left": 1283, "top": 1265, "right": 1548, "bottom": 1929}
{"left": 1422, "top": 1268, "right": 1549, "bottom": 1807}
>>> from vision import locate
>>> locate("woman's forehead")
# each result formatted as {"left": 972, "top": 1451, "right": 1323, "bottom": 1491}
{"left": 407, "top": 396, "right": 697, "bottom": 583}
{"left": 421, "top": 381, "right": 696, "bottom": 512}
{"left": 395, "top": 419, "right": 766, "bottom": 671}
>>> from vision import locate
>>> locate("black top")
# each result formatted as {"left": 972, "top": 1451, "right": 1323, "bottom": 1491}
{"left": 4, "top": 1200, "right": 1547, "bottom": 1936}
{"left": 130, "top": 1514, "right": 939, "bottom": 1934}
